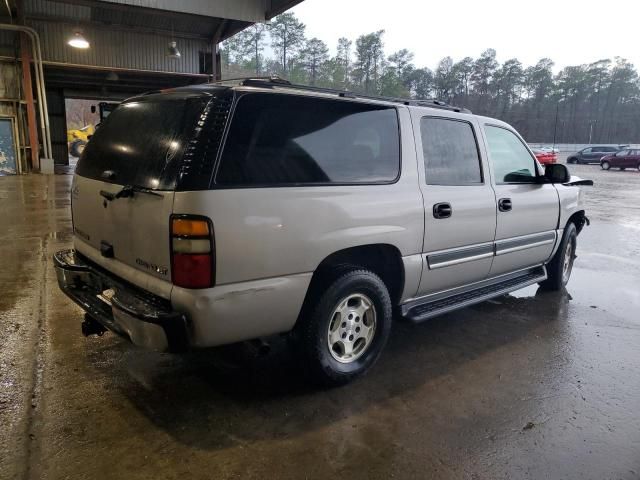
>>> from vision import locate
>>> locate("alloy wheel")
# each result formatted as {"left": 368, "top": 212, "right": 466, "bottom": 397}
{"left": 327, "top": 293, "right": 377, "bottom": 363}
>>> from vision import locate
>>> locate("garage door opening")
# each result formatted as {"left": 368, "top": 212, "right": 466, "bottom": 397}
{"left": 64, "top": 99, "right": 101, "bottom": 169}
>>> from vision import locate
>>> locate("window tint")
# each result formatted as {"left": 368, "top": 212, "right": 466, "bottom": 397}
{"left": 582, "top": 147, "right": 593, "bottom": 153}
{"left": 616, "top": 150, "right": 630, "bottom": 157}
{"left": 420, "top": 117, "right": 482, "bottom": 185}
{"left": 484, "top": 125, "right": 537, "bottom": 184}
{"left": 216, "top": 93, "right": 400, "bottom": 186}
{"left": 76, "top": 97, "right": 206, "bottom": 190}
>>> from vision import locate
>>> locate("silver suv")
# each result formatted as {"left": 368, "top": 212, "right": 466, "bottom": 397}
{"left": 55, "top": 78, "right": 591, "bottom": 385}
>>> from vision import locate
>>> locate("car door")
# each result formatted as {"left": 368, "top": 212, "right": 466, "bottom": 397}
{"left": 613, "top": 149, "right": 629, "bottom": 168}
{"left": 413, "top": 113, "right": 497, "bottom": 296}
{"left": 623, "top": 150, "right": 637, "bottom": 168}
{"left": 482, "top": 124, "right": 559, "bottom": 278}
{"left": 579, "top": 147, "right": 592, "bottom": 163}
{"left": 591, "top": 147, "right": 606, "bottom": 163}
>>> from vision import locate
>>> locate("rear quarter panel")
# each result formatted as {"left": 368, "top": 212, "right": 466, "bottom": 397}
{"left": 170, "top": 107, "right": 424, "bottom": 345}
{"left": 173, "top": 107, "right": 424, "bottom": 286}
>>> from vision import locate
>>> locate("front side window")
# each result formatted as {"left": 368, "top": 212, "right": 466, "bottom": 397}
{"left": 582, "top": 147, "right": 593, "bottom": 153}
{"left": 420, "top": 117, "right": 482, "bottom": 185}
{"left": 484, "top": 125, "right": 537, "bottom": 184}
{"left": 216, "top": 94, "right": 400, "bottom": 186}
{"left": 616, "top": 150, "right": 630, "bottom": 157}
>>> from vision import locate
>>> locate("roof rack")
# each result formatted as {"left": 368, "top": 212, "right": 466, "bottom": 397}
{"left": 229, "top": 76, "right": 470, "bottom": 113}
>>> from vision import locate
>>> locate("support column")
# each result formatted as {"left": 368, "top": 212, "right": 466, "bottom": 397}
{"left": 19, "top": 33, "right": 39, "bottom": 171}
{"left": 214, "top": 44, "right": 222, "bottom": 81}
{"left": 16, "top": 0, "right": 40, "bottom": 172}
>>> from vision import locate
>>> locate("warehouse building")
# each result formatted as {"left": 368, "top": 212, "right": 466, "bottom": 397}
{"left": 0, "top": 0, "right": 302, "bottom": 173}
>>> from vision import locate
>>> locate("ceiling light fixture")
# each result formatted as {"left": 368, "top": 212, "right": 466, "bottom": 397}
{"left": 68, "top": 31, "right": 90, "bottom": 49}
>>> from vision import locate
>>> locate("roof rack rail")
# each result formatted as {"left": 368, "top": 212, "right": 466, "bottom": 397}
{"left": 234, "top": 76, "right": 470, "bottom": 113}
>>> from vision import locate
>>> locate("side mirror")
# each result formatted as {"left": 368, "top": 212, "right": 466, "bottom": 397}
{"left": 90, "top": 105, "right": 96, "bottom": 114}
{"left": 543, "top": 164, "right": 570, "bottom": 184}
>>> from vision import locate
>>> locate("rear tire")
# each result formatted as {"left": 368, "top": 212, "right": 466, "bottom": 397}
{"left": 295, "top": 269, "right": 392, "bottom": 386}
{"left": 601, "top": 161, "right": 610, "bottom": 170}
{"left": 636, "top": 163, "right": 640, "bottom": 172}
{"left": 619, "top": 167, "right": 625, "bottom": 171}
{"left": 540, "top": 222, "right": 577, "bottom": 291}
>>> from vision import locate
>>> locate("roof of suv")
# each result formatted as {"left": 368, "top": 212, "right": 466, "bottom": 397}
{"left": 130, "top": 77, "right": 471, "bottom": 114}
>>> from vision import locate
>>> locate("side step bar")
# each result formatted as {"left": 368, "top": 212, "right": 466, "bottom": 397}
{"left": 403, "top": 267, "right": 547, "bottom": 323}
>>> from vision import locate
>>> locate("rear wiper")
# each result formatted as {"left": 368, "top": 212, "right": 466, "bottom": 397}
{"left": 99, "top": 185, "right": 162, "bottom": 201}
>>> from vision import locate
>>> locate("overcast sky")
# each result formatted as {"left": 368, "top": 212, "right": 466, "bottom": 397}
{"left": 289, "top": 0, "right": 640, "bottom": 72}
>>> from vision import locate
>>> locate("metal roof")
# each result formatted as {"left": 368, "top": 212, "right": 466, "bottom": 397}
{"left": 3, "top": 0, "right": 305, "bottom": 41}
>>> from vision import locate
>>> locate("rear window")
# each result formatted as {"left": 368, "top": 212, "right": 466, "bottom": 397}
{"left": 216, "top": 93, "right": 400, "bottom": 186}
{"left": 76, "top": 97, "right": 207, "bottom": 190}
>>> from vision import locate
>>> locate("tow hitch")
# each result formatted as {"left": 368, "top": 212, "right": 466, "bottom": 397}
{"left": 81, "top": 313, "right": 107, "bottom": 337}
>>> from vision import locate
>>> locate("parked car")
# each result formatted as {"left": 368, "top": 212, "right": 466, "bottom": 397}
{"left": 54, "top": 78, "right": 591, "bottom": 386}
{"left": 567, "top": 146, "right": 619, "bottom": 164}
{"left": 532, "top": 148, "right": 558, "bottom": 164}
{"left": 537, "top": 146, "right": 560, "bottom": 154}
{"left": 600, "top": 148, "right": 640, "bottom": 171}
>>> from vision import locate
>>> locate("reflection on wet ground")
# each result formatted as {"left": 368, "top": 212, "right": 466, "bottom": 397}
{"left": 1, "top": 168, "right": 639, "bottom": 479}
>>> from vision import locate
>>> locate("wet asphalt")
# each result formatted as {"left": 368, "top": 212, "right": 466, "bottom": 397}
{"left": 1, "top": 164, "right": 639, "bottom": 480}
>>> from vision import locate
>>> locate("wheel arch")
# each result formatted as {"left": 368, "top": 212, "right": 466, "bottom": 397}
{"left": 567, "top": 209, "right": 588, "bottom": 235}
{"left": 296, "top": 244, "right": 405, "bottom": 326}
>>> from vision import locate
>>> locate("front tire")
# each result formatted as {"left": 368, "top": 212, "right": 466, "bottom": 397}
{"left": 567, "top": 157, "right": 576, "bottom": 164}
{"left": 540, "top": 222, "right": 577, "bottom": 291}
{"left": 295, "top": 269, "right": 392, "bottom": 386}
{"left": 601, "top": 161, "right": 610, "bottom": 170}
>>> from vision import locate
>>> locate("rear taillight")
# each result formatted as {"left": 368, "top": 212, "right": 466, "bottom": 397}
{"left": 170, "top": 215, "right": 214, "bottom": 289}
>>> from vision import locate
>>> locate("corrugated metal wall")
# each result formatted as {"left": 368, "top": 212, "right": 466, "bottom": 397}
{"left": 0, "top": 30, "right": 19, "bottom": 58}
{"left": 26, "top": 20, "right": 212, "bottom": 74}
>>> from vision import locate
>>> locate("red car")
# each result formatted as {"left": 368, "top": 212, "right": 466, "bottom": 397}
{"left": 600, "top": 148, "right": 640, "bottom": 171}
{"left": 532, "top": 149, "right": 558, "bottom": 164}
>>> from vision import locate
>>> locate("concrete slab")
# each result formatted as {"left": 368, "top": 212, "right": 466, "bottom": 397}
{"left": 0, "top": 165, "right": 639, "bottom": 479}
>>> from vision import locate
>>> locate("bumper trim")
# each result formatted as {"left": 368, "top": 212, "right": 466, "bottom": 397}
{"left": 54, "top": 249, "right": 188, "bottom": 352}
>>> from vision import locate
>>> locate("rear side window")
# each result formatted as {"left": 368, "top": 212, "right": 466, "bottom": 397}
{"left": 76, "top": 97, "right": 206, "bottom": 190}
{"left": 216, "top": 93, "right": 400, "bottom": 186}
{"left": 420, "top": 117, "right": 482, "bottom": 185}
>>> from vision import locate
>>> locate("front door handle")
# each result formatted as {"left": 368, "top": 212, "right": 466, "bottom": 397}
{"left": 498, "top": 198, "right": 512, "bottom": 212}
{"left": 433, "top": 202, "right": 452, "bottom": 219}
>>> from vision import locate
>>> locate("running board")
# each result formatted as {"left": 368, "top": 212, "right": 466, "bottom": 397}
{"left": 403, "top": 267, "right": 547, "bottom": 323}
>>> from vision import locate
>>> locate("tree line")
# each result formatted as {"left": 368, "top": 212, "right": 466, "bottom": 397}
{"left": 222, "top": 13, "right": 640, "bottom": 143}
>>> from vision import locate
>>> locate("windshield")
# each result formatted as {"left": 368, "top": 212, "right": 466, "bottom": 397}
{"left": 75, "top": 96, "right": 208, "bottom": 190}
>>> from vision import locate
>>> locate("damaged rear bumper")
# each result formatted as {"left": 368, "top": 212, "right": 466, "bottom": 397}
{"left": 53, "top": 249, "right": 188, "bottom": 352}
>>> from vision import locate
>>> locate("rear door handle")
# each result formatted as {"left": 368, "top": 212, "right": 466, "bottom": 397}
{"left": 498, "top": 198, "right": 512, "bottom": 212}
{"left": 433, "top": 202, "right": 452, "bottom": 219}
